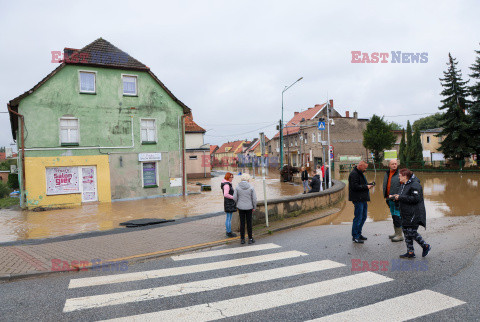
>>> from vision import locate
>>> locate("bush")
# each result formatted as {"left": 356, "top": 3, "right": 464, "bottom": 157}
{"left": 0, "top": 181, "right": 10, "bottom": 199}
{"left": 8, "top": 173, "right": 19, "bottom": 190}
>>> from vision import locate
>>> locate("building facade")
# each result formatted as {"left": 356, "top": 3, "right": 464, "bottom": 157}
{"left": 185, "top": 113, "right": 210, "bottom": 178}
{"left": 8, "top": 38, "right": 191, "bottom": 209}
{"left": 267, "top": 100, "right": 368, "bottom": 169}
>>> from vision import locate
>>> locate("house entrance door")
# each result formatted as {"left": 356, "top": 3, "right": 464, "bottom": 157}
{"left": 81, "top": 166, "right": 98, "bottom": 202}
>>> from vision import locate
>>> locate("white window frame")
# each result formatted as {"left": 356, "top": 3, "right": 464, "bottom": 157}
{"left": 122, "top": 74, "right": 138, "bottom": 96}
{"left": 312, "top": 133, "right": 315, "bottom": 143}
{"left": 78, "top": 70, "right": 96, "bottom": 93}
{"left": 59, "top": 117, "right": 80, "bottom": 145}
{"left": 140, "top": 118, "right": 157, "bottom": 143}
{"left": 141, "top": 161, "right": 160, "bottom": 188}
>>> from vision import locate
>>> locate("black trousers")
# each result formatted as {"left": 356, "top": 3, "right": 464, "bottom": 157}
{"left": 239, "top": 209, "right": 253, "bottom": 240}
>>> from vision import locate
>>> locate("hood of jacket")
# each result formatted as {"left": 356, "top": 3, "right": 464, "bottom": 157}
{"left": 238, "top": 181, "right": 252, "bottom": 190}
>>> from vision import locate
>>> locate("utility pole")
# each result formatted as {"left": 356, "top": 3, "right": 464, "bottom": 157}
{"left": 327, "top": 98, "right": 332, "bottom": 189}
{"left": 260, "top": 132, "right": 269, "bottom": 227}
{"left": 280, "top": 77, "right": 303, "bottom": 173}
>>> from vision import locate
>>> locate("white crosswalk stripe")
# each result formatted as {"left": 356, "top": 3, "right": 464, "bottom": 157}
{"left": 63, "top": 243, "right": 467, "bottom": 321}
{"left": 68, "top": 250, "right": 307, "bottom": 289}
{"left": 101, "top": 272, "right": 393, "bottom": 321}
{"left": 309, "top": 290, "right": 466, "bottom": 321}
{"left": 170, "top": 243, "right": 282, "bottom": 261}
{"left": 63, "top": 260, "right": 344, "bottom": 312}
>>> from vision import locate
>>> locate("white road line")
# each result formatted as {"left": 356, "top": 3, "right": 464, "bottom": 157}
{"left": 101, "top": 272, "right": 393, "bottom": 321}
{"left": 309, "top": 289, "right": 466, "bottom": 321}
{"left": 68, "top": 251, "right": 307, "bottom": 289}
{"left": 170, "top": 243, "right": 282, "bottom": 261}
{"left": 64, "top": 260, "right": 344, "bottom": 313}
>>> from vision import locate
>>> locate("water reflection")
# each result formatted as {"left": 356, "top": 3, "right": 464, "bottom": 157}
{"left": 0, "top": 170, "right": 479, "bottom": 242}
{"left": 304, "top": 171, "right": 480, "bottom": 227}
{"left": 0, "top": 168, "right": 302, "bottom": 242}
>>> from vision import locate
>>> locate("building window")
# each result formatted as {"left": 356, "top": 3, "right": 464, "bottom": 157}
{"left": 305, "top": 137, "right": 308, "bottom": 144}
{"left": 123, "top": 75, "right": 137, "bottom": 96}
{"left": 60, "top": 118, "right": 79, "bottom": 145}
{"left": 318, "top": 133, "right": 321, "bottom": 142}
{"left": 142, "top": 162, "right": 157, "bottom": 187}
{"left": 312, "top": 133, "right": 315, "bottom": 143}
{"left": 189, "top": 155, "right": 198, "bottom": 160}
{"left": 427, "top": 136, "right": 430, "bottom": 143}
{"left": 140, "top": 119, "right": 156, "bottom": 143}
{"left": 79, "top": 71, "right": 96, "bottom": 93}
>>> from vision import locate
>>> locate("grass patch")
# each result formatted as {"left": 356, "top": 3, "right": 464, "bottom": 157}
{"left": 0, "top": 197, "right": 20, "bottom": 209}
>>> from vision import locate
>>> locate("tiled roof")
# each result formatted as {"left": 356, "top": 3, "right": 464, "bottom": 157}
{"left": 421, "top": 128, "right": 443, "bottom": 133}
{"left": 210, "top": 145, "right": 219, "bottom": 154}
{"left": 216, "top": 140, "right": 244, "bottom": 154}
{"left": 8, "top": 38, "right": 191, "bottom": 139}
{"left": 273, "top": 104, "right": 326, "bottom": 138}
{"left": 185, "top": 113, "right": 206, "bottom": 133}
{"left": 63, "top": 38, "right": 149, "bottom": 71}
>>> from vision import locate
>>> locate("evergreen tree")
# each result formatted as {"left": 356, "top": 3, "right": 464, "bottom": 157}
{"left": 438, "top": 53, "right": 472, "bottom": 162}
{"left": 405, "top": 121, "right": 413, "bottom": 163}
{"left": 363, "top": 115, "right": 396, "bottom": 163}
{"left": 469, "top": 44, "right": 480, "bottom": 160}
{"left": 399, "top": 129, "right": 406, "bottom": 165}
{"left": 412, "top": 128, "right": 424, "bottom": 163}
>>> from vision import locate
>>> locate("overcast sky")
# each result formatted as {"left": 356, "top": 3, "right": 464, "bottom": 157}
{"left": 1, "top": 0, "right": 480, "bottom": 150}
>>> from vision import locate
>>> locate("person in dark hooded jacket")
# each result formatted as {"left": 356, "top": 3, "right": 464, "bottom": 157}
{"left": 390, "top": 168, "right": 431, "bottom": 259}
{"left": 309, "top": 171, "right": 321, "bottom": 193}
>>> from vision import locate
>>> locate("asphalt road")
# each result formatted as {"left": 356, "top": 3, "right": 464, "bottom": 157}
{"left": 1, "top": 215, "right": 479, "bottom": 321}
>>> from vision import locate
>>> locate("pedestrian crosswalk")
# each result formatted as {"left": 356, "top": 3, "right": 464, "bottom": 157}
{"left": 63, "top": 243, "right": 466, "bottom": 321}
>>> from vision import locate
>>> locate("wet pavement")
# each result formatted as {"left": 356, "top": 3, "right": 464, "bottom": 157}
{"left": 0, "top": 168, "right": 302, "bottom": 242}
{"left": 0, "top": 169, "right": 479, "bottom": 243}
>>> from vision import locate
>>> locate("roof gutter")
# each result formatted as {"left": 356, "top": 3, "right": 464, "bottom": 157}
{"left": 7, "top": 103, "right": 26, "bottom": 206}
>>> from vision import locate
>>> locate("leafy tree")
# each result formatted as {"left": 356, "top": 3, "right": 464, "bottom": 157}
{"left": 405, "top": 121, "right": 413, "bottom": 163}
{"left": 469, "top": 44, "right": 480, "bottom": 160}
{"left": 363, "top": 115, "right": 396, "bottom": 163}
{"left": 8, "top": 174, "right": 19, "bottom": 190}
{"left": 399, "top": 129, "right": 406, "bottom": 165}
{"left": 412, "top": 128, "right": 424, "bottom": 163}
{"left": 0, "top": 147, "right": 5, "bottom": 153}
{"left": 388, "top": 121, "right": 403, "bottom": 130}
{"left": 412, "top": 113, "right": 445, "bottom": 131}
{"left": 438, "top": 53, "right": 472, "bottom": 162}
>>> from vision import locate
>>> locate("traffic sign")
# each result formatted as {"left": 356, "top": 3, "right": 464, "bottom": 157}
{"left": 317, "top": 121, "right": 325, "bottom": 130}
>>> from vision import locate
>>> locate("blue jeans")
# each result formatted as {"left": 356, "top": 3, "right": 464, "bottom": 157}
{"left": 302, "top": 180, "right": 309, "bottom": 192}
{"left": 352, "top": 201, "right": 368, "bottom": 239}
{"left": 225, "top": 212, "right": 233, "bottom": 233}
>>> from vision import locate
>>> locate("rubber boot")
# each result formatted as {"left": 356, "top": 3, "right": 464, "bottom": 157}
{"left": 391, "top": 227, "right": 404, "bottom": 242}
{"left": 388, "top": 227, "right": 396, "bottom": 239}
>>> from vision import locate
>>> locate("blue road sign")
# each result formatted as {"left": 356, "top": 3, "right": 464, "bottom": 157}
{"left": 317, "top": 121, "right": 326, "bottom": 130}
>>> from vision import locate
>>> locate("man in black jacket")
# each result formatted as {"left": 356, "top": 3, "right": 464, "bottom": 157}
{"left": 309, "top": 171, "right": 321, "bottom": 193}
{"left": 348, "top": 161, "right": 374, "bottom": 243}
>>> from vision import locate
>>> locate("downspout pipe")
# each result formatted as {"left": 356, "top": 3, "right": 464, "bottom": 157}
{"left": 7, "top": 103, "right": 26, "bottom": 206}
{"left": 181, "top": 114, "right": 186, "bottom": 196}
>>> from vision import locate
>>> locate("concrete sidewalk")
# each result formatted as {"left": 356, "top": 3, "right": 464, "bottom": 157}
{"left": 0, "top": 206, "right": 343, "bottom": 281}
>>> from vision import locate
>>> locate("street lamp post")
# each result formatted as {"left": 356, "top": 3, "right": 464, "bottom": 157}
{"left": 280, "top": 77, "right": 303, "bottom": 173}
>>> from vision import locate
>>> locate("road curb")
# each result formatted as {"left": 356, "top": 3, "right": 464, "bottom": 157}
{"left": 0, "top": 206, "right": 342, "bottom": 282}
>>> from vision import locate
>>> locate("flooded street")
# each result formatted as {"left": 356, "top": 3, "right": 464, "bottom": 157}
{"left": 0, "top": 168, "right": 302, "bottom": 242}
{"left": 302, "top": 171, "right": 480, "bottom": 227}
{"left": 1, "top": 169, "right": 479, "bottom": 243}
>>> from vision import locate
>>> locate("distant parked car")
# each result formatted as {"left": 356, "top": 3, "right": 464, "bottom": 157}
{"left": 9, "top": 190, "right": 20, "bottom": 198}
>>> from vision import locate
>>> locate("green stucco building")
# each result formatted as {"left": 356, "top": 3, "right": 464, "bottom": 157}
{"left": 8, "top": 38, "right": 190, "bottom": 208}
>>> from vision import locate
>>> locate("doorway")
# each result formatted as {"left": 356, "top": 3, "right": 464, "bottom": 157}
{"left": 81, "top": 166, "right": 98, "bottom": 202}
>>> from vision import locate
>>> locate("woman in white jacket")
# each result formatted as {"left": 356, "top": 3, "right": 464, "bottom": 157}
{"left": 233, "top": 173, "right": 257, "bottom": 244}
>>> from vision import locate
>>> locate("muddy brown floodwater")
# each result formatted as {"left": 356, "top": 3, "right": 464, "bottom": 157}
{"left": 0, "top": 168, "right": 302, "bottom": 242}
{"left": 302, "top": 171, "right": 480, "bottom": 228}
{"left": 0, "top": 169, "right": 479, "bottom": 243}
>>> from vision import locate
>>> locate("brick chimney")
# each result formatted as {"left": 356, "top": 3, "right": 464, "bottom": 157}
{"left": 329, "top": 99, "right": 333, "bottom": 108}
{"left": 346, "top": 111, "right": 350, "bottom": 118}
{"left": 294, "top": 112, "right": 299, "bottom": 115}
